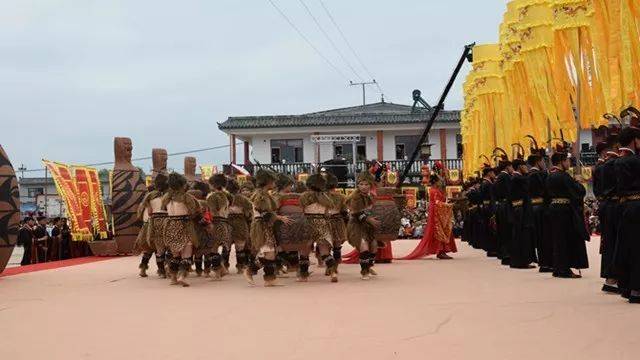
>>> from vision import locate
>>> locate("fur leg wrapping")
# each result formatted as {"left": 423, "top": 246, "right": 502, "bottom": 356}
{"left": 287, "top": 251, "right": 300, "bottom": 269}
{"left": 221, "top": 247, "right": 231, "bottom": 268}
{"left": 236, "top": 250, "right": 248, "bottom": 267}
{"left": 262, "top": 259, "right": 277, "bottom": 281}
{"left": 155, "top": 252, "right": 166, "bottom": 277}
{"left": 298, "top": 255, "right": 310, "bottom": 277}
{"left": 359, "top": 251, "right": 372, "bottom": 275}
{"left": 169, "top": 257, "right": 180, "bottom": 274}
{"left": 323, "top": 254, "right": 337, "bottom": 270}
{"left": 332, "top": 246, "right": 342, "bottom": 263}
{"left": 139, "top": 252, "right": 152, "bottom": 269}
{"left": 209, "top": 253, "right": 222, "bottom": 270}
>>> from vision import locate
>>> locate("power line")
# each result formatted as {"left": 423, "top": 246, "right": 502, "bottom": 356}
{"left": 318, "top": 0, "right": 385, "bottom": 96}
{"left": 21, "top": 143, "right": 241, "bottom": 173}
{"left": 297, "top": 0, "right": 363, "bottom": 82}
{"left": 266, "top": 0, "right": 349, "bottom": 82}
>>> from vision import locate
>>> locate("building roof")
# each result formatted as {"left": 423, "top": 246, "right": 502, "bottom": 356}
{"left": 19, "top": 177, "right": 109, "bottom": 186}
{"left": 19, "top": 177, "right": 55, "bottom": 185}
{"left": 218, "top": 101, "right": 460, "bottom": 131}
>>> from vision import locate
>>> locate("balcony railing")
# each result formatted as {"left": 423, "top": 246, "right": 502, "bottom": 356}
{"left": 235, "top": 159, "right": 463, "bottom": 179}
{"left": 231, "top": 154, "right": 597, "bottom": 179}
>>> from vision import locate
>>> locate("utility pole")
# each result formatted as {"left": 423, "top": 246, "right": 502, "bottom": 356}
{"left": 18, "top": 164, "right": 26, "bottom": 179}
{"left": 350, "top": 80, "right": 377, "bottom": 106}
{"left": 44, "top": 166, "right": 48, "bottom": 217}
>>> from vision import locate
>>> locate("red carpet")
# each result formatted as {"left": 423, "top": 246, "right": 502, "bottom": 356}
{"left": 1, "top": 256, "right": 120, "bottom": 277}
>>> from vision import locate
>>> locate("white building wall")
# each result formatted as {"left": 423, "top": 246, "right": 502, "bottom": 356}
{"left": 446, "top": 129, "right": 459, "bottom": 159}
{"left": 431, "top": 136, "right": 442, "bottom": 160}
{"left": 363, "top": 132, "right": 376, "bottom": 160}
{"left": 319, "top": 143, "right": 333, "bottom": 162}
{"left": 249, "top": 134, "right": 271, "bottom": 163}
{"left": 382, "top": 134, "right": 395, "bottom": 161}
{"left": 303, "top": 136, "right": 315, "bottom": 163}
{"left": 240, "top": 124, "right": 461, "bottom": 164}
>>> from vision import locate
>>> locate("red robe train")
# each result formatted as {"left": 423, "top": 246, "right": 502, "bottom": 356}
{"left": 396, "top": 186, "right": 457, "bottom": 260}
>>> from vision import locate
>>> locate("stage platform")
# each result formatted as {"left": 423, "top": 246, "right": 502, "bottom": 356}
{"left": 1, "top": 239, "right": 637, "bottom": 360}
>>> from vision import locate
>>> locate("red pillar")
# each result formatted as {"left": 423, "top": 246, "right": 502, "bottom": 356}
{"left": 230, "top": 134, "right": 237, "bottom": 164}
{"left": 439, "top": 129, "right": 447, "bottom": 160}
{"left": 314, "top": 132, "right": 320, "bottom": 164}
{"left": 376, "top": 130, "right": 384, "bottom": 160}
{"left": 243, "top": 141, "right": 250, "bottom": 165}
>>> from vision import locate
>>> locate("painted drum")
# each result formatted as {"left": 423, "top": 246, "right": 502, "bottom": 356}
{"left": 275, "top": 193, "right": 309, "bottom": 252}
{"left": 372, "top": 187, "right": 402, "bottom": 243}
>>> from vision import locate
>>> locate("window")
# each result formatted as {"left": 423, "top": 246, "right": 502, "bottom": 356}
{"left": 270, "top": 139, "right": 303, "bottom": 163}
{"left": 395, "top": 144, "right": 406, "bottom": 160}
{"left": 395, "top": 135, "right": 424, "bottom": 160}
{"left": 357, "top": 145, "right": 366, "bottom": 161}
{"left": 333, "top": 138, "right": 366, "bottom": 162}
{"left": 456, "top": 133, "right": 463, "bottom": 158}
{"left": 28, "top": 187, "right": 44, "bottom": 198}
{"left": 271, "top": 147, "right": 281, "bottom": 163}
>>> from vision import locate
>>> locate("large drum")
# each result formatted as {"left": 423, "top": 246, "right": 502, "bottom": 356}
{"left": 275, "top": 193, "right": 309, "bottom": 252}
{"left": 0, "top": 145, "right": 20, "bottom": 274}
{"left": 372, "top": 187, "right": 402, "bottom": 242}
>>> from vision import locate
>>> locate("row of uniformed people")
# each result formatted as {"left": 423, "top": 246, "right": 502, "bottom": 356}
{"left": 462, "top": 140, "right": 589, "bottom": 279}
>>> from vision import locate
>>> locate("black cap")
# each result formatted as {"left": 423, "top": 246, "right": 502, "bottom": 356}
{"left": 619, "top": 127, "right": 640, "bottom": 146}
{"left": 551, "top": 152, "right": 568, "bottom": 165}
{"left": 595, "top": 141, "right": 609, "bottom": 155}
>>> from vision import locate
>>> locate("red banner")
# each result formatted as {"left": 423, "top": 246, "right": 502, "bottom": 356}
{"left": 43, "top": 160, "right": 92, "bottom": 240}
{"left": 85, "top": 168, "right": 108, "bottom": 237}
{"left": 71, "top": 168, "right": 93, "bottom": 234}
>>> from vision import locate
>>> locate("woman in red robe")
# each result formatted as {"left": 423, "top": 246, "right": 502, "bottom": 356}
{"left": 398, "top": 174, "right": 457, "bottom": 260}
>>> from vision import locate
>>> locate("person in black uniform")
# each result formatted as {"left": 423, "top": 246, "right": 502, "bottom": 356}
{"left": 613, "top": 124, "right": 640, "bottom": 303}
{"left": 595, "top": 133, "right": 621, "bottom": 293}
{"left": 18, "top": 217, "right": 35, "bottom": 266}
{"left": 49, "top": 217, "right": 61, "bottom": 261}
{"left": 492, "top": 149, "right": 514, "bottom": 265}
{"left": 478, "top": 163, "right": 498, "bottom": 257}
{"left": 462, "top": 178, "right": 481, "bottom": 249}
{"left": 509, "top": 149, "right": 537, "bottom": 269}
{"left": 526, "top": 138, "right": 550, "bottom": 272}
{"left": 32, "top": 216, "right": 49, "bottom": 263}
{"left": 545, "top": 146, "right": 589, "bottom": 278}
{"left": 593, "top": 140, "right": 607, "bottom": 238}
{"left": 59, "top": 218, "right": 72, "bottom": 259}
{"left": 467, "top": 179, "right": 483, "bottom": 250}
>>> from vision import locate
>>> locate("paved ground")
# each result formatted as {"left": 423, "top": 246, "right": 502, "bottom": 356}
{"left": 1, "top": 238, "right": 638, "bottom": 360}
{"left": 7, "top": 246, "right": 23, "bottom": 268}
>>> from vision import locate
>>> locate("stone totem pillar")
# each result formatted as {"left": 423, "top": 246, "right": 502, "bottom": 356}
{"left": 0, "top": 145, "right": 20, "bottom": 274}
{"left": 184, "top": 156, "right": 197, "bottom": 187}
{"left": 151, "top": 148, "right": 168, "bottom": 180}
{"left": 111, "top": 137, "right": 146, "bottom": 254}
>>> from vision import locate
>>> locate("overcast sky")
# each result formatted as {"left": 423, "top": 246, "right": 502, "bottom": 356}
{"left": 2, "top": 0, "right": 506, "bottom": 176}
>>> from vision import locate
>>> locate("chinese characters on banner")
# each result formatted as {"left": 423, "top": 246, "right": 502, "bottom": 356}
{"left": 42, "top": 160, "right": 109, "bottom": 240}
{"left": 84, "top": 167, "right": 109, "bottom": 238}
